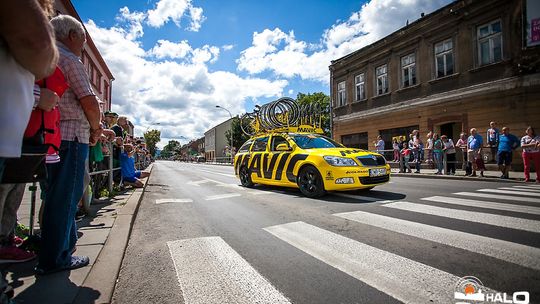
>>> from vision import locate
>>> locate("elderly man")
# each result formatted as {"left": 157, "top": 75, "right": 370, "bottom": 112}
{"left": 36, "top": 15, "right": 102, "bottom": 275}
{"left": 467, "top": 128, "right": 484, "bottom": 177}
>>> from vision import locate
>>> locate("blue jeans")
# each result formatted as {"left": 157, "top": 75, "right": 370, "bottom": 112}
{"left": 433, "top": 151, "right": 443, "bottom": 173}
{"left": 38, "top": 140, "right": 88, "bottom": 270}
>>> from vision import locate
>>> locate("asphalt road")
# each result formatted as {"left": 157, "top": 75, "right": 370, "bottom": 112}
{"left": 112, "top": 160, "right": 540, "bottom": 304}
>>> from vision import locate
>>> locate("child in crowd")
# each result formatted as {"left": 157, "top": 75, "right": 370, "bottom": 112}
{"left": 400, "top": 142, "right": 412, "bottom": 173}
{"left": 392, "top": 139, "right": 400, "bottom": 162}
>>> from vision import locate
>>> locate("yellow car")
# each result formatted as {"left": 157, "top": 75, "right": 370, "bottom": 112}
{"left": 233, "top": 129, "right": 390, "bottom": 197}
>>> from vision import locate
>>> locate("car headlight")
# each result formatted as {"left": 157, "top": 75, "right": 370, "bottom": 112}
{"left": 323, "top": 156, "right": 358, "bottom": 166}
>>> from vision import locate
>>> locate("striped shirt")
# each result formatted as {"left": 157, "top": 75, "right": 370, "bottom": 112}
{"left": 56, "top": 42, "right": 95, "bottom": 144}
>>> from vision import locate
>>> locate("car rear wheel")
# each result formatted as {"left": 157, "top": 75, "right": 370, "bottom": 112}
{"left": 239, "top": 166, "right": 254, "bottom": 188}
{"left": 297, "top": 166, "right": 325, "bottom": 198}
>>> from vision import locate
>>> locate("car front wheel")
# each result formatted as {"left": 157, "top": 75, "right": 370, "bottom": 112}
{"left": 239, "top": 166, "right": 254, "bottom": 188}
{"left": 297, "top": 166, "right": 325, "bottom": 198}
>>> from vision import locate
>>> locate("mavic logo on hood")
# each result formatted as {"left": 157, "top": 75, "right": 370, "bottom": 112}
{"left": 339, "top": 150, "right": 362, "bottom": 157}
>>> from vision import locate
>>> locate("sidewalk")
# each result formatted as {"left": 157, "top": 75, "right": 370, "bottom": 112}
{"left": 3, "top": 164, "right": 152, "bottom": 304}
{"left": 389, "top": 166, "right": 536, "bottom": 183}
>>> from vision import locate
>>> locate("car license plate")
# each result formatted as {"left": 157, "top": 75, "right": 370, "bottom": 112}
{"left": 369, "top": 168, "right": 386, "bottom": 177}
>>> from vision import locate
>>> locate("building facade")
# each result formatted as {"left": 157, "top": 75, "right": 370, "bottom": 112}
{"left": 330, "top": 0, "right": 540, "bottom": 167}
{"left": 204, "top": 118, "right": 233, "bottom": 161}
{"left": 54, "top": 0, "right": 114, "bottom": 111}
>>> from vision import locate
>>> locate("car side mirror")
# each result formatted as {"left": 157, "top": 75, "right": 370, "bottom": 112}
{"left": 276, "top": 143, "right": 291, "bottom": 151}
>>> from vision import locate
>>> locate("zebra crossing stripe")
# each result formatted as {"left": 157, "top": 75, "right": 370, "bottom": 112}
{"left": 332, "top": 193, "right": 392, "bottom": 203}
{"left": 383, "top": 201, "right": 540, "bottom": 233}
{"left": 511, "top": 185, "right": 540, "bottom": 190}
{"left": 454, "top": 192, "right": 540, "bottom": 203}
{"left": 499, "top": 187, "right": 540, "bottom": 193}
{"left": 264, "top": 221, "right": 495, "bottom": 304}
{"left": 167, "top": 237, "right": 291, "bottom": 304}
{"left": 477, "top": 189, "right": 540, "bottom": 197}
{"left": 334, "top": 210, "right": 540, "bottom": 270}
{"left": 205, "top": 193, "right": 242, "bottom": 200}
{"left": 421, "top": 196, "right": 540, "bottom": 215}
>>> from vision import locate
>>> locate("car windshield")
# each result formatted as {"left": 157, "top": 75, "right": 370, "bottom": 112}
{"left": 290, "top": 134, "right": 343, "bottom": 149}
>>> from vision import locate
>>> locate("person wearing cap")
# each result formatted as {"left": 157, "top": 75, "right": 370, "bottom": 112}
{"left": 103, "top": 111, "right": 118, "bottom": 129}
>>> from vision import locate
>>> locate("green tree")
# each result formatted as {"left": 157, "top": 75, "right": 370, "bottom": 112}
{"left": 143, "top": 129, "right": 161, "bottom": 157}
{"left": 161, "top": 140, "right": 180, "bottom": 158}
{"left": 225, "top": 116, "right": 250, "bottom": 151}
{"left": 296, "top": 92, "right": 331, "bottom": 136}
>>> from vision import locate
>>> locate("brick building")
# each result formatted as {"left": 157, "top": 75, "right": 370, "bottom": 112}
{"left": 329, "top": 0, "right": 540, "bottom": 167}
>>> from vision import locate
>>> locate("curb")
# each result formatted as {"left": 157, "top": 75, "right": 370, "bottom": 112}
{"left": 390, "top": 171, "right": 526, "bottom": 184}
{"left": 73, "top": 163, "right": 154, "bottom": 304}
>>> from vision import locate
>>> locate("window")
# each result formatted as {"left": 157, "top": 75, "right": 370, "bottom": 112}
{"left": 341, "top": 132, "right": 368, "bottom": 150}
{"left": 251, "top": 137, "right": 268, "bottom": 152}
{"left": 291, "top": 135, "right": 342, "bottom": 149}
{"left": 355, "top": 73, "right": 365, "bottom": 101}
{"left": 477, "top": 20, "right": 502, "bottom": 65}
{"left": 401, "top": 54, "right": 416, "bottom": 87}
{"left": 434, "top": 39, "right": 454, "bottom": 78}
{"left": 238, "top": 140, "right": 253, "bottom": 153}
{"left": 271, "top": 136, "right": 288, "bottom": 151}
{"left": 337, "top": 81, "right": 346, "bottom": 106}
{"left": 376, "top": 65, "right": 388, "bottom": 95}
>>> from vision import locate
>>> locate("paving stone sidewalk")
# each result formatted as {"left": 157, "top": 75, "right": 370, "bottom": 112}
{"left": 2, "top": 164, "right": 152, "bottom": 304}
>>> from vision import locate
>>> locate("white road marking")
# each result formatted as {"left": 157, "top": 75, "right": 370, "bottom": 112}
{"left": 155, "top": 198, "right": 193, "bottom": 204}
{"left": 511, "top": 185, "right": 540, "bottom": 190}
{"left": 247, "top": 191, "right": 277, "bottom": 195}
{"left": 187, "top": 180, "right": 211, "bottom": 186}
{"left": 334, "top": 211, "right": 540, "bottom": 270}
{"left": 499, "top": 187, "right": 540, "bottom": 193}
{"left": 477, "top": 189, "right": 540, "bottom": 197}
{"left": 205, "top": 193, "right": 242, "bottom": 201}
{"left": 196, "top": 168, "right": 236, "bottom": 178}
{"left": 332, "top": 193, "right": 394, "bottom": 203}
{"left": 421, "top": 196, "right": 540, "bottom": 215}
{"left": 167, "top": 237, "right": 291, "bottom": 304}
{"left": 454, "top": 192, "right": 540, "bottom": 203}
{"left": 264, "top": 221, "right": 496, "bottom": 304}
{"left": 383, "top": 201, "right": 540, "bottom": 233}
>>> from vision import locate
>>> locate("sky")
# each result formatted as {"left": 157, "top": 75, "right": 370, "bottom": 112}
{"left": 72, "top": 0, "right": 452, "bottom": 148}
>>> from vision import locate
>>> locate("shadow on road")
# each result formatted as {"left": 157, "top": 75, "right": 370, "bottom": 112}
{"left": 246, "top": 184, "right": 406, "bottom": 204}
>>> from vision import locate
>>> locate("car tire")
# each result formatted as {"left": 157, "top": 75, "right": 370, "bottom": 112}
{"left": 239, "top": 166, "right": 254, "bottom": 188}
{"left": 297, "top": 165, "right": 326, "bottom": 198}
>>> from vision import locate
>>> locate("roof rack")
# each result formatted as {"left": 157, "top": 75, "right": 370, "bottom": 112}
{"left": 240, "top": 97, "right": 324, "bottom": 136}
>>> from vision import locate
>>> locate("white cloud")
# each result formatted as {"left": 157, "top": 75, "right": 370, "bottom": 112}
{"left": 192, "top": 45, "right": 220, "bottom": 64}
{"left": 146, "top": 0, "right": 205, "bottom": 31}
{"left": 148, "top": 40, "right": 192, "bottom": 59}
{"left": 116, "top": 6, "right": 146, "bottom": 39}
{"left": 237, "top": 0, "right": 452, "bottom": 83}
{"left": 222, "top": 44, "right": 234, "bottom": 51}
{"left": 84, "top": 9, "right": 287, "bottom": 143}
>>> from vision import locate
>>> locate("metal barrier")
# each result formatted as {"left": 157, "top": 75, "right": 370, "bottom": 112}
{"left": 370, "top": 148, "right": 466, "bottom": 175}
{"left": 88, "top": 142, "right": 119, "bottom": 194}
{"left": 209, "top": 156, "right": 233, "bottom": 164}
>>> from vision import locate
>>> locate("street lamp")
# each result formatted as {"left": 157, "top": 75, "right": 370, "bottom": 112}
{"left": 215, "top": 105, "right": 234, "bottom": 162}
{"left": 145, "top": 122, "right": 161, "bottom": 133}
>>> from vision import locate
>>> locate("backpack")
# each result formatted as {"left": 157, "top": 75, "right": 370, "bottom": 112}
{"left": 1, "top": 67, "right": 68, "bottom": 183}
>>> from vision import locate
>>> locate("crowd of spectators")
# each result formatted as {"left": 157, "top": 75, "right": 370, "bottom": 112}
{"left": 0, "top": 3, "right": 150, "bottom": 303}
{"left": 380, "top": 121, "right": 539, "bottom": 181}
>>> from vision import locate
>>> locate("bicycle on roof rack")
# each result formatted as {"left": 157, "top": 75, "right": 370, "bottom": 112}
{"left": 239, "top": 97, "right": 325, "bottom": 136}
